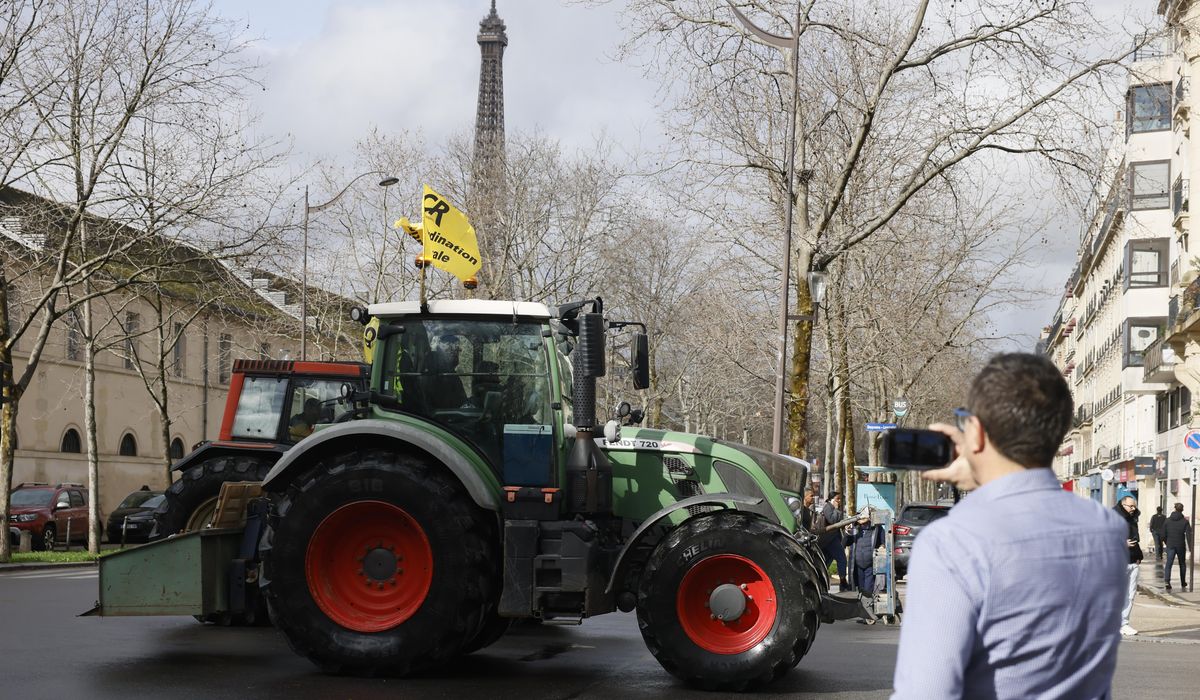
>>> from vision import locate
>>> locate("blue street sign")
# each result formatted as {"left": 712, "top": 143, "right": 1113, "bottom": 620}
{"left": 865, "top": 422, "right": 897, "bottom": 432}
{"left": 1185, "top": 430, "right": 1200, "bottom": 452}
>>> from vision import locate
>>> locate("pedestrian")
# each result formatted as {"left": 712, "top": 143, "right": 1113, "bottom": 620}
{"left": 1149, "top": 506, "right": 1166, "bottom": 561}
{"left": 891, "top": 353, "right": 1127, "bottom": 700}
{"left": 1163, "top": 502, "right": 1192, "bottom": 591}
{"left": 795, "top": 488, "right": 816, "bottom": 533}
{"left": 814, "top": 491, "right": 848, "bottom": 591}
{"left": 847, "top": 507, "right": 884, "bottom": 597}
{"left": 1113, "top": 491, "right": 1142, "bottom": 636}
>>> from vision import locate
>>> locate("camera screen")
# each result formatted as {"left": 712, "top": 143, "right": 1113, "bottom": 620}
{"left": 885, "top": 429, "right": 951, "bottom": 470}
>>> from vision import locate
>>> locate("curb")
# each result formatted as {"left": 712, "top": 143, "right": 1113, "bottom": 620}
{"left": 1137, "top": 583, "right": 1200, "bottom": 610}
{"left": 0, "top": 560, "right": 98, "bottom": 573}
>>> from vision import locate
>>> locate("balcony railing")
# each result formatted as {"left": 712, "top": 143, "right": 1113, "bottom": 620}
{"left": 1170, "top": 295, "right": 1181, "bottom": 328}
{"left": 1143, "top": 336, "right": 1177, "bottom": 382}
{"left": 1174, "top": 175, "right": 1190, "bottom": 218}
{"left": 1132, "top": 32, "right": 1166, "bottom": 62}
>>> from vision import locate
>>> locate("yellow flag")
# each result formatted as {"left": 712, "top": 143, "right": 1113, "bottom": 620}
{"left": 421, "top": 184, "right": 481, "bottom": 282}
{"left": 394, "top": 217, "right": 423, "bottom": 244}
{"left": 362, "top": 316, "right": 381, "bottom": 364}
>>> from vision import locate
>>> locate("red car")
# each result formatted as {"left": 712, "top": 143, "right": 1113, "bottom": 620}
{"left": 7, "top": 482, "right": 94, "bottom": 551}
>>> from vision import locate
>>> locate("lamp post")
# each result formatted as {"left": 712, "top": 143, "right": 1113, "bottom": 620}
{"left": 302, "top": 172, "right": 399, "bottom": 360}
{"left": 727, "top": 2, "right": 807, "bottom": 455}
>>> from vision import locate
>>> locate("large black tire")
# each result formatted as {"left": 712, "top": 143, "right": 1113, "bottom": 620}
{"left": 155, "top": 455, "right": 273, "bottom": 538}
{"left": 636, "top": 511, "right": 824, "bottom": 691}
{"left": 260, "top": 447, "right": 499, "bottom": 675}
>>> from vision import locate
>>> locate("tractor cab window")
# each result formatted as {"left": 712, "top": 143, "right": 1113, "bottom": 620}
{"left": 286, "top": 379, "right": 356, "bottom": 442}
{"left": 230, "top": 375, "right": 289, "bottom": 440}
{"left": 380, "top": 319, "right": 553, "bottom": 473}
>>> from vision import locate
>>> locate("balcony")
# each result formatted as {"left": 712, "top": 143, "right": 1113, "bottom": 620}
{"left": 1132, "top": 32, "right": 1165, "bottom": 62}
{"left": 1072, "top": 405, "right": 1093, "bottom": 429}
{"left": 1170, "top": 295, "right": 1180, "bottom": 328}
{"left": 1143, "top": 337, "right": 1177, "bottom": 382}
{"left": 1174, "top": 175, "right": 1190, "bottom": 224}
{"left": 1176, "top": 76, "right": 1190, "bottom": 120}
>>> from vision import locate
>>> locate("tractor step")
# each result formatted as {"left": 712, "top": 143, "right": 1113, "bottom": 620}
{"left": 540, "top": 614, "right": 584, "bottom": 626}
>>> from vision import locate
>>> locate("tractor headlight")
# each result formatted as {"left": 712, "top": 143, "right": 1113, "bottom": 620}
{"left": 784, "top": 496, "right": 803, "bottom": 518}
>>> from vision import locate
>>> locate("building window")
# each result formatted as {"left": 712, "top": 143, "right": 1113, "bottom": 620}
{"left": 218, "top": 334, "right": 232, "bottom": 384}
{"left": 1124, "top": 238, "right": 1169, "bottom": 288}
{"left": 172, "top": 322, "right": 185, "bottom": 377}
{"left": 169, "top": 437, "right": 185, "bottom": 460}
{"left": 119, "top": 433, "right": 138, "bottom": 457}
{"left": 1157, "top": 393, "right": 1169, "bottom": 433}
{"left": 1170, "top": 388, "right": 1182, "bottom": 428}
{"left": 1123, "top": 318, "right": 1166, "bottom": 367}
{"left": 122, "top": 311, "right": 140, "bottom": 369}
{"left": 1127, "top": 83, "right": 1171, "bottom": 134}
{"left": 66, "top": 311, "right": 82, "bottom": 361}
{"left": 1130, "top": 161, "right": 1170, "bottom": 210}
{"left": 60, "top": 428, "right": 81, "bottom": 453}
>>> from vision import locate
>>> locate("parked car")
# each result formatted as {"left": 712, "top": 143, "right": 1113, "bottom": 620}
{"left": 106, "top": 490, "right": 166, "bottom": 544}
{"left": 7, "top": 482, "right": 93, "bottom": 551}
{"left": 893, "top": 501, "right": 953, "bottom": 579}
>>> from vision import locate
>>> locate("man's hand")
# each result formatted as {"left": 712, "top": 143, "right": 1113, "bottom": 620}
{"left": 920, "top": 423, "right": 979, "bottom": 491}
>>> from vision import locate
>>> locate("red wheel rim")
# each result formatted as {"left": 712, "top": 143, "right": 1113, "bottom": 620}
{"left": 305, "top": 500, "right": 433, "bottom": 633}
{"left": 676, "top": 554, "right": 777, "bottom": 655}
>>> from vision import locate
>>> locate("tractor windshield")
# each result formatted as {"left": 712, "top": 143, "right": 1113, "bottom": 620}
{"left": 379, "top": 319, "right": 554, "bottom": 470}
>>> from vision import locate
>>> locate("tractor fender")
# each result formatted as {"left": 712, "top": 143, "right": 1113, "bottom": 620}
{"left": 605, "top": 493, "right": 763, "bottom": 596}
{"left": 171, "top": 441, "right": 287, "bottom": 474}
{"left": 259, "top": 419, "right": 500, "bottom": 511}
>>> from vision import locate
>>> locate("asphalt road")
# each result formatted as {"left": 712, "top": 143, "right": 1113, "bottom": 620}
{"left": 0, "top": 566, "right": 1195, "bottom": 699}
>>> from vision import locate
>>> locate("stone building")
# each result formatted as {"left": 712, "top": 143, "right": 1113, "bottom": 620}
{"left": 2, "top": 187, "right": 351, "bottom": 513}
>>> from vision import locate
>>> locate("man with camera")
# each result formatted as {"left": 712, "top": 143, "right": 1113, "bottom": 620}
{"left": 890, "top": 353, "right": 1127, "bottom": 700}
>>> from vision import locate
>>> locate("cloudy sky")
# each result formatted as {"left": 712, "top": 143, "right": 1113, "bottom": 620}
{"left": 208, "top": 0, "right": 1156, "bottom": 349}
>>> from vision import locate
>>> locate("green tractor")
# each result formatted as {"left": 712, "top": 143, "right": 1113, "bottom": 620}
{"left": 92, "top": 296, "right": 862, "bottom": 690}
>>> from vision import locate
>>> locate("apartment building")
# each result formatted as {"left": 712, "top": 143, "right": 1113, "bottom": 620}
{"left": 1044, "top": 40, "right": 1181, "bottom": 520}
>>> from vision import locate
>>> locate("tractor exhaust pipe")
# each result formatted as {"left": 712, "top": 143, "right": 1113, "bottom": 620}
{"left": 561, "top": 299, "right": 613, "bottom": 515}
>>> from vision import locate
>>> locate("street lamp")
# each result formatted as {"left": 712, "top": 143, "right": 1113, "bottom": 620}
{"left": 302, "top": 172, "right": 399, "bottom": 360}
{"left": 727, "top": 1, "right": 805, "bottom": 455}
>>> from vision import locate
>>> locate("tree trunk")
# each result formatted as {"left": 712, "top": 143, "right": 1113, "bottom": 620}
{"left": 83, "top": 297, "right": 100, "bottom": 555}
{"left": 786, "top": 249, "right": 815, "bottom": 458}
{"left": 0, "top": 363, "right": 19, "bottom": 563}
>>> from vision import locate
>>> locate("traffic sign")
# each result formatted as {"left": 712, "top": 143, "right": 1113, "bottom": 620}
{"left": 1185, "top": 430, "right": 1200, "bottom": 452}
{"left": 892, "top": 398, "right": 910, "bottom": 418}
{"left": 865, "top": 422, "right": 897, "bottom": 432}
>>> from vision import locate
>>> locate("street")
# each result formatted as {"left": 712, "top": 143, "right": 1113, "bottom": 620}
{"left": 1, "top": 566, "right": 1197, "bottom": 699}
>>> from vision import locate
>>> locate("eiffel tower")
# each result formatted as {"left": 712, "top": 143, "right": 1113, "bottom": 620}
{"left": 472, "top": 1, "right": 508, "bottom": 296}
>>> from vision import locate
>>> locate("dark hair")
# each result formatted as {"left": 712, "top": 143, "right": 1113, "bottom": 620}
{"left": 828, "top": 491, "right": 841, "bottom": 500}
{"left": 967, "top": 353, "right": 1072, "bottom": 469}
{"left": 1157, "top": 507, "right": 1164, "bottom": 514}
{"left": 1176, "top": 503, "right": 1185, "bottom": 513}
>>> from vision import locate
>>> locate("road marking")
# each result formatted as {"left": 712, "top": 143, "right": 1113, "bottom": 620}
{"left": 1, "top": 569, "right": 97, "bottom": 579}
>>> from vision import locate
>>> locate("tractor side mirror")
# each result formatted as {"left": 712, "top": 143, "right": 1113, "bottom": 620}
{"left": 377, "top": 324, "right": 405, "bottom": 341}
{"left": 631, "top": 332, "right": 650, "bottom": 390}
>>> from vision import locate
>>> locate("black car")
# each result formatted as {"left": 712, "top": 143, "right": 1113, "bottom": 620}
{"left": 106, "top": 490, "right": 165, "bottom": 544}
{"left": 893, "top": 502, "right": 953, "bottom": 579}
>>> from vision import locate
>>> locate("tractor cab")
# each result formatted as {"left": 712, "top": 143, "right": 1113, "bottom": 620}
{"left": 219, "top": 360, "right": 369, "bottom": 447}
{"left": 367, "top": 301, "right": 561, "bottom": 484}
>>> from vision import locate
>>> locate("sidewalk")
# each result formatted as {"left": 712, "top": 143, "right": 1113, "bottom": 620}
{"left": 1137, "top": 559, "right": 1199, "bottom": 609}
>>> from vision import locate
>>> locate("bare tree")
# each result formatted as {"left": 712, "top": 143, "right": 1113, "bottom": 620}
{"left": 0, "top": 0, "right": 265, "bottom": 560}
{"left": 606, "top": 0, "right": 1152, "bottom": 457}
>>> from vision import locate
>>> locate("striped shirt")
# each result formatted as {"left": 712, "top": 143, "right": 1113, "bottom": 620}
{"left": 891, "top": 467, "right": 1127, "bottom": 699}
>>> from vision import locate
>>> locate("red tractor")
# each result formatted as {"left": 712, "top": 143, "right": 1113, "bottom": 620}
{"left": 155, "top": 359, "right": 368, "bottom": 538}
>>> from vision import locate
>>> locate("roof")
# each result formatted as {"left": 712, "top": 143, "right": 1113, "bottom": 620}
{"left": 368, "top": 299, "right": 553, "bottom": 319}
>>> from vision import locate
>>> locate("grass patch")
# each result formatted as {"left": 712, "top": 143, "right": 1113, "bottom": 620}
{"left": 10, "top": 550, "right": 100, "bottom": 564}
